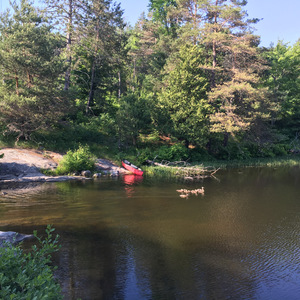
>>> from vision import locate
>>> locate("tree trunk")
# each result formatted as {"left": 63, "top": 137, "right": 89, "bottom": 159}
{"left": 193, "top": 2, "right": 198, "bottom": 45}
{"left": 15, "top": 74, "right": 19, "bottom": 96}
{"left": 64, "top": 0, "right": 73, "bottom": 91}
{"left": 86, "top": 59, "right": 96, "bottom": 114}
{"left": 132, "top": 58, "right": 136, "bottom": 92}
{"left": 27, "top": 72, "right": 33, "bottom": 88}
{"left": 118, "top": 71, "right": 121, "bottom": 99}
{"left": 206, "top": 138, "right": 212, "bottom": 152}
{"left": 185, "top": 139, "right": 189, "bottom": 149}
{"left": 223, "top": 132, "right": 229, "bottom": 147}
{"left": 211, "top": 6, "right": 218, "bottom": 89}
{"left": 211, "top": 40, "right": 216, "bottom": 88}
{"left": 132, "top": 135, "right": 137, "bottom": 146}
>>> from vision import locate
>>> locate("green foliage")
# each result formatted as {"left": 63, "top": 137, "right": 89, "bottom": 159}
{"left": 0, "top": 0, "right": 67, "bottom": 141}
{"left": 32, "top": 118, "right": 111, "bottom": 153}
{"left": 0, "top": 0, "right": 299, "bottom": 163}
{"left": 148, "top": 0, "right": 177, "bottom": 35}
{"left": 262, "top": 41, "right": 300, "bottom": 134}
{"left": 116, "top": 93, "right": 152, "bottom": 146}
{"left": 155, "top": 144, "right": 189, "bottom": 162}
{"left": 189, "top": 147, "right": 213, "bottom": 162}
{"left": 143, "top": 165, "right": 182, "bottom": 180}
{"left": 258, "top": 143, "right": 288, "bottom": 158}
{"left": 0, "top": 90, "right": 68, "bottom": 142}
{"left": 206, "top": 134, "right": 289, "bottom": 160}
{"left": 157, "top": 44, "right": 211, "bottom": 147}
{"left": 73, "top": 0, "right": 126, "bottom": 114}
{"left": 56, "top": 145, "right": 96, "bottom": 174}
{"left": 0, "top": 225, "right": 62, "bottom": 299}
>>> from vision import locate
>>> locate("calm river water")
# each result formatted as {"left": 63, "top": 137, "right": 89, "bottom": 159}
{"left": 1, "top": 166, "right": 300, "bottom": 300}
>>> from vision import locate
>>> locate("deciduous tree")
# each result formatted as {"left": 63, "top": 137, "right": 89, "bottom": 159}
{"left": 262, "top": 41, "right": 300, "bottom": 134}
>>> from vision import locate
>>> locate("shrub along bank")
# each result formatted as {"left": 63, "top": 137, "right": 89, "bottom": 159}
{"left": 0, "top": 226, "right": 62, "bottom": 299}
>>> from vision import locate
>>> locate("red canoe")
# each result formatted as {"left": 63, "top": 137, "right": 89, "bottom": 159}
{"left": 122, "top": 160, "right": 144, "bottom": 176}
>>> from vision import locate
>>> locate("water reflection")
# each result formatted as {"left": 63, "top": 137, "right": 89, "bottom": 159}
{"left": 1, "top": 166, "right": 300, "bottom": 299}
{"left": 123, "top": 175, "right": 144, "bottom": 198}
{"left": 123, "top": 175, "right": 144, "bottom": 186}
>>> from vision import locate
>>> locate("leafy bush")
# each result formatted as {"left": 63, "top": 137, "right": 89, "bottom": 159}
{"left": 270, "top": 144, "right": 288, "bottom": 156}
{"left": 0, "top": 225, "right": 62, "bottom": 299}
{"left": 189, "top": 147, "right": 213, "bottom": 162}
{"left": 92, "top": 113, "right": 117, "bottom": 136}
{"left": 56, "top": 145, "right": 96, "bottom": 174}
{"left": 258, "top": 143, "right": 288, "bottom": 158}
{"left": 155, "top": 144, "right": 189, "bottom": 161}
{"left": 33, "top": 123, "right": 105, "bottom": 152}
{"left": 116, "top": 93, "right": 152, "bottom": 146}
{"left": 134, "top": 147, "right": 154, "bottom": 165}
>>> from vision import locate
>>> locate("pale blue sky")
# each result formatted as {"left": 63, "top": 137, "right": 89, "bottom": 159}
{"left": 119, "top": 0, "right": 300, "bottom": 47}
{"left": 1, "top": 0, "right": 299, "bottom": 47}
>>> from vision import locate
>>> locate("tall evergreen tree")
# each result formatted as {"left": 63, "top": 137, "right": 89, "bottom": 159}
{"left": 146, "top": 0, "right": 269, "bottom": 146}
{"left": 0, "top": 0, "right": 67, "bottom": 141}
{"left": 149, "top": 0, "right": 178, "bottom": 36}
{"left": 43, "top": 0, "right": 88, "bottom": 91}
{"left": 127, "top": 15, "right": 168, "bottom": 92}
{"left": 199, "top": 0, "right": 268, "bottom": 144}
{"left": 157, "top": 44, "right": 211, "bottom": 147}
{"left": 74, "top": 0, "right": 126, "bottom": 114}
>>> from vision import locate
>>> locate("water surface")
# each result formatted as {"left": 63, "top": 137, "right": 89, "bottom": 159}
{"left": 0, "top": 166, "right": 300, "bottom": 299}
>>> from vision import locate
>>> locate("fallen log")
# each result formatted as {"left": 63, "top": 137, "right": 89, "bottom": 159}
{"left": 149, "top": 161, "right": 219, "bottom": 178}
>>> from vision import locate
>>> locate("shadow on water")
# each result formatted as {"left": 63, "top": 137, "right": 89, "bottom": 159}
{"left": 16, "top": 225, "right": 259, "bottom": 300}
{"left": 1, "top": 166, "right": 300, "bottom": 299}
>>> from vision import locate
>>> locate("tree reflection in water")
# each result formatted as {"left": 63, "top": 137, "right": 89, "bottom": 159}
{"left": 1, "top": 166, "right": 300, "bottom": 299}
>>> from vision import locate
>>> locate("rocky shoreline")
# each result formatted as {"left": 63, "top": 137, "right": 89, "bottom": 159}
{"left": 0, "top": 148, "right": 127, "bottom": 184}
{"left": 0, "top": 148, "right": 130, "bottom": 244}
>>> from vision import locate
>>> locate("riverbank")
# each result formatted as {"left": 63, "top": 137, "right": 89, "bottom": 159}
{"left": 199, "top": 155, "right": 300, "bottom": 169}
{"left": 0, "top": 148, "right": 78, "bottom": 183}
{"left": 0, "top": 148, "right": 126, "bottom": 184}
{"left": 1, "top": 148, "right": 299, "bottom": 184}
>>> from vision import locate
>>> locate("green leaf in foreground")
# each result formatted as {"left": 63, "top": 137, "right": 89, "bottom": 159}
{"left": 0, "top": 226, "right": 62, "bottom": 299}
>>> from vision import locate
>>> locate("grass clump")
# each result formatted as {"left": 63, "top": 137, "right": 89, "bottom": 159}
{"left": 144, "top": 165, "right": 180, "bottom": 179}
{"left": 56, "top": 145, "right": 96, "bottom": 175}
{"left": 144, "top": 163, "right": 211, "bottom": 180}
{"left": 0, "top": 225, "right": 62, "bottom": 299}
{"left": 199, "top": 154, "right": 300, "bottom": 169}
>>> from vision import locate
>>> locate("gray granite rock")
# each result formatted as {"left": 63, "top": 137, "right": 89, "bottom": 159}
{"left": 0, "top": 231, "right": 33, "bottom": 247}
{"left": 81, "top": 170, "right": 92, "bottom": 177}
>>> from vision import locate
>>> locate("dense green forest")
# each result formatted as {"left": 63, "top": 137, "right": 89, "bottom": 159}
{"left": 0, "top": 0, "right": 299, "bottom": 163}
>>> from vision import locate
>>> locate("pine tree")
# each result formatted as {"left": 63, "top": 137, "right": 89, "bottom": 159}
{"left": 157, "top": 44, "right": 211, "bottom": 147}
{"left": 145, "top": 0, "right": 269, "bottom": 146}
{"left": 43, "top": 0, "right": 81, "bottom": 90}
{"left": 0, "top": 0, "right": 67, "bottom": 141}
{"left": 73, "top": 0, "right": 126, "bottom": 114}
{"left": 199, "top": 0, "right": 268, "bottom": 144}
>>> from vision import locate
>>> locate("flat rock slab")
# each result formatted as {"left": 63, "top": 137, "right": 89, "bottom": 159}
{"left": 0, "top": 231, "right": 34, "bottom": 246}
{"left": 0, "top": 175, "right": 80, "bottom": 183}
{"left": 0, "top": 148, "right": 62, "bottom": 173}
{"left": 0, "top": 148, "right": 83, "bottom": 183}
{"left": 96, "top": 158, "right": 128, "bottom": 174}
{"left": 0, "top": 148, "right": 127, "bottom": 183}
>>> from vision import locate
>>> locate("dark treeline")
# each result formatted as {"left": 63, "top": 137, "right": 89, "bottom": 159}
{"left": 0, "top": 0, "right": 299, "bottom": 162}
